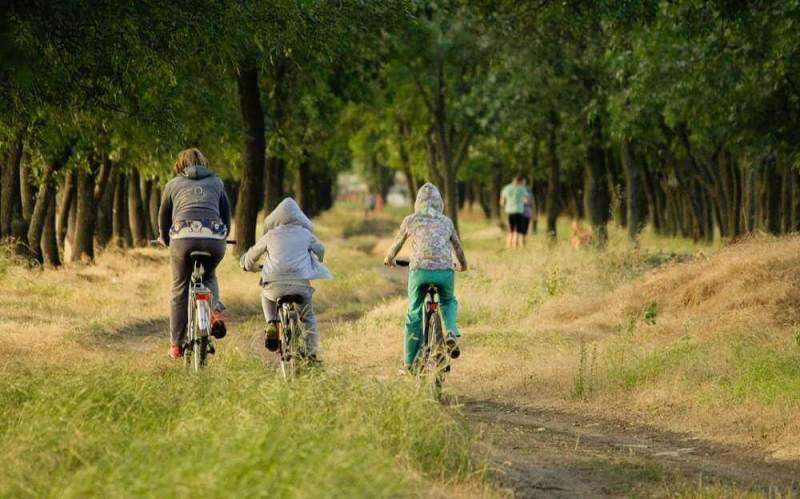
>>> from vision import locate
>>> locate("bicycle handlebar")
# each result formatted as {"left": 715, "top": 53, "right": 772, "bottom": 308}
{"left": 389, "top": 258, "right": 463, "bottom": 272}
{"left": 149, "top": 239, "right": 237, "bottom": 247}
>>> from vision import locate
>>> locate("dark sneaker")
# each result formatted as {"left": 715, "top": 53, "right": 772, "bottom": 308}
{"left": 211, "top": 310, "right": 227, "bottom": 339}
{"left": 208, "top": 340, "right": 216, "bottom": 355}
{"left": 265, "top": 322, "right": 279, "bottom": 351}
{"left": 445, "top": 331, "right": 461, "bottom": 359}
{"left": 300, "top": 352, "right": 322, "bottom": 367}
{"left": 169, "top": 344, "right": 184, "bottom": 360}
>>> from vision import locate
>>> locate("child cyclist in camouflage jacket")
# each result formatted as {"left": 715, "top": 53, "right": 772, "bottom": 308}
{"left": 384, "top": 183, "right": 468, "bottom": 369}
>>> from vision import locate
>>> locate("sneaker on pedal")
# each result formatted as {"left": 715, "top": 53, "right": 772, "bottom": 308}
{"left": 265, "top": 322, "right": 279, "bottom": 351}
{"left": 445, "top": 331, "right": 461, "bottom": 359}
{"left": 169, "top": 344, "right": 184, "bottom": 360}
{"left": 211, "top": 310, "right": 227, "bottom": 339}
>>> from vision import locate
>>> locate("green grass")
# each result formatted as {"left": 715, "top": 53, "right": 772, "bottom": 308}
{"left": 726, "top": 345, "right": 800, "bottom": 404}
{"left": 0, "top": 353, "right": 477, "bottom": 498}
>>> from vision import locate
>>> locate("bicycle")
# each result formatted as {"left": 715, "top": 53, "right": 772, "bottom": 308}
{"left": 393, "top": 259, "right": 451, "bottom": 398}
{"left": 152, "top": 239, "right": 235, "bottom": 371}
{"left": 275, "top": 294, "right": 309, "bottom": 381}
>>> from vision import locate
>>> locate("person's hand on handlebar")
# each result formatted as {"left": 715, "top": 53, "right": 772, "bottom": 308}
{"left": 383, "top": 256, "right": 396, "bottom": 267}
{"left": 454, "top": 261, "right": 467, "bottom": 272}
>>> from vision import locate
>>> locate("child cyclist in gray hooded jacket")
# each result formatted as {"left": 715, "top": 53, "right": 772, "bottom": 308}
{"left": 240, "top": 198, "right": 331, "bottom": 358}
{"left": 384, "top": 183, "right": 468, "bottom": 370}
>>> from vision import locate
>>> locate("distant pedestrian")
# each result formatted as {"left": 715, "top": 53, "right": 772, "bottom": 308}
{"left": 499, "top": 175, "right": 530, "bottom": 249}
{"left": 522, "top": 177, "right": 535, "bottom": 234}
{"left": 365, "top": 194, "right": 376, "bottom": 217}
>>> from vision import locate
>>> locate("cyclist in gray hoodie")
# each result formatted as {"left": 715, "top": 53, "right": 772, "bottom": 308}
{"left": 239, "top": 197, "right": 331, "bottom": 360}
{"left": 158, "top": 148, "right": 231, "bottom": 360}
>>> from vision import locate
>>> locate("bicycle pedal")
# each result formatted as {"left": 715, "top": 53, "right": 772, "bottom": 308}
{"left": 208, "top": 342, "right": 216, "bottom": 355}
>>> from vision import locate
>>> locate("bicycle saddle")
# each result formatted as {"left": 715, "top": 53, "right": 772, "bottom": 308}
{"left": 277, "top": 294, "right": 304, "bottom": 305}
{"left": 189, "top": 251, "right": 212, "bottom": 258}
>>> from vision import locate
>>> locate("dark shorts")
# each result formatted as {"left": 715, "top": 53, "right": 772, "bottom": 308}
{"left": 508, "top": 213, "right": 530, "bottom": 235}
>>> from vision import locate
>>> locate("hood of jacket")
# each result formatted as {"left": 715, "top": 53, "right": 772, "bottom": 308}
{"left": 264, "top": 197, "right": 313, "bottom": 233}
{"left": 414, "top": 183, "right": 444, "bottom": 216}
{"left": 182, "top": 165, "right": 215, "bottom": 179}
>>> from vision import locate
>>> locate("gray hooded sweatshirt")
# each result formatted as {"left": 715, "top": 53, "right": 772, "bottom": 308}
{"left": 240, "top": 198, "right": 332, "bottom": 283}
{"left": 386, "top": 183, "right": 468, "bottom": 271}
{"left": 158, "top": 165, "right": 231, "bottom": 244}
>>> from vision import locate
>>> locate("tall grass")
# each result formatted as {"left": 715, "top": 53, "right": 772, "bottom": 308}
{"left": 0, "top": 353, "right": 477, "bottom": 498}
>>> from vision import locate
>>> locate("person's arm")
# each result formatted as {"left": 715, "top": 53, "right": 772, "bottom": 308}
{"left": 384, "top": 217, "right": 410, "bottom": 265}
{"left": 158, "top": 185, "right": 173, "bottom": 245}
{"left": 219, "top": 182, "right": 232, "bottom": 232}
{"left": 499, "top": 189, "right": 505, "bottom": 209}
{"left": 450, "top": 222, "right": 468, "bottom": 271}
{"left": 239, "top": 235, "right": 269, "bottom": 272}
{"left": 309, "top": 233, "right": 325, "bottom": 262}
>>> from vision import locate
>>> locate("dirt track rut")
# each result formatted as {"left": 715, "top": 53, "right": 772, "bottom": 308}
{"left": 463, "top": 399, "right": 800, "bottom": 497}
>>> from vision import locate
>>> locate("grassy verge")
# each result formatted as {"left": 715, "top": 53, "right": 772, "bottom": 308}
{"left": 334, "top": 208, "right": 800, "bottom": 459}
{"left": 0, "top": 354, "right": 479, "bottom": 498}
{"left": 0, "top": 205, "right": 491, "bottom": 498}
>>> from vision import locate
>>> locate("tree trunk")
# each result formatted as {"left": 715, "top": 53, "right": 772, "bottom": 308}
{"left": 584, "top": 118, "right": 610, "bottom": 248}
{"left": 71, "top": 165, "right": 97, "bottom": 262}
{"left": 546, "top": 117, "right": 560, "bottom": 240}
{"left": 56, "top": 171, "right": 75, "bottom": 252}
{"left": 642, "top": 164, "right": 662, "bottom": 234}
{"left": 264, "top": 156, "right": 285, "bottom": 214}
{"left": 96, "top": 168, "right": 116, "bottom": 247}
{"left": 766, "top": 159, "right": 782, "bottom": 235}
{"left": 489, "top": 169, "right": 501, "bottom": 222}
{"left": 92, "top": 157, "right": 114, "bottom": 248}
{"left": 621, "top": 138, "right": 646, "bottom": 242}
{"left": 297, "top": 152, "right": 312, "bottom": 216}
{"left": 66, "top": 189, "right": 78, "bottom": 256}
{"left": 27, "top": 163, "right": 61, "bottom": 263}
{"left": 19, "top": 156, "right": 34, "bottom": 226}
{"left": 234, "top": 65, "right": 266, "bottom": 254}
{"left": 127, "top": 169, "right": 147, "bottom": 246}
{"left": 140, "top": 178, "right": 154, "bottom": 239}
{"left": 791, "top": 169, "right": 800, "bottom": 232}
{"left": 0, "top": 131, "right": 24, "bottom": 237}
{"left": 606, "top": 147, "right": 626, "bottom": 228}
{"left": 745, "top": 166, "right": 757, "bottom": 232}
{"left": 41, "top": 188, "right": 60, "bottom": 267}
{"left": 781, "top": 163, "right": 792, "bottom": 233}
{"left": 112, "top": 172, "right": 130, "bottom": 248}
{"left": 148, "top": 184, "right": 160, "bottom": 240}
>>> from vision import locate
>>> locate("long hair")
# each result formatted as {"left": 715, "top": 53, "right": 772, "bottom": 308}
{"left": 173, "top": 148, "right": 208, "bottom": 175}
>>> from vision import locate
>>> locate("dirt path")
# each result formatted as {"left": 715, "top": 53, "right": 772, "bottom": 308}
{"left": 463, "top": 399, "right": 800, "bottom": 497}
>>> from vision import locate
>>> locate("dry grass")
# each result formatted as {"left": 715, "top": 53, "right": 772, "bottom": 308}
{"left": 3, "top": 203, "right": 799, "bottom": 496}
{"left": 0, "top": 209, "right": 496, "bottom": 498}
{"left": 330, "top": 209, "right": 800, "bottom": 461}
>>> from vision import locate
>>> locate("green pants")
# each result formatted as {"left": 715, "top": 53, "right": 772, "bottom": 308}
{"left": 405, "top": 269, "right": 459, "bottom": 365}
